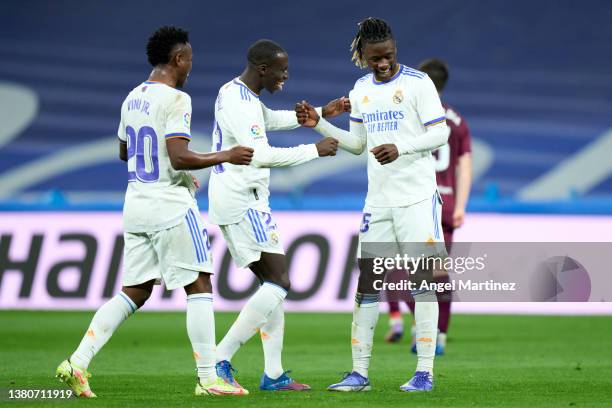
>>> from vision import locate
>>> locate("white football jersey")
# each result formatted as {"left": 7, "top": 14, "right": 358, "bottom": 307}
{"left": 208, "top": 78, "right": 319, "bottom": 225}
{"left": 117, "top": 81, "right": 197, "bottom": 233}
{"left": 349, "top": 64, "right": 447, "bottom": 208}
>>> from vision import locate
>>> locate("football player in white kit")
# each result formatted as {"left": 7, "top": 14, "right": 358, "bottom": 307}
{"left": 296, "top": 18, "right": 449, "bottom": 392}
{"left": 56, "top": 26, "right": 253, "bottom": 398}
{"left": 208, "top": 39, "right": 346, "bottom": 392}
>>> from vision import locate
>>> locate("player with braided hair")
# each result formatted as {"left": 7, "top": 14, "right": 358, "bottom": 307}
{"left": 385, "top": 58, "right": 473, "bottom": 357}
{"left": 296, "top": 17, "right": 449, "bottom": 392}
{"left": 350, "top": 17, "right": 395, "bottom": 69}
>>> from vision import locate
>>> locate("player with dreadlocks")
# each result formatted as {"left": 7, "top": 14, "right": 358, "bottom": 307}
{"left": 384, "top": 58, "right": 473, "bottom": 357}
{"left": 296, "top": 17, "right": 450, "bottom": 392}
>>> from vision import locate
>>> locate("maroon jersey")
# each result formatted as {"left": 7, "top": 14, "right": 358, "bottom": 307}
{"left": 432, "top": 103, "right": 472, "bottom": 229}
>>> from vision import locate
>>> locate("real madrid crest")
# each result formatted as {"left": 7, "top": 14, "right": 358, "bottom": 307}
{"left": 393, "top": 89, "right": 403, "bottom": 104}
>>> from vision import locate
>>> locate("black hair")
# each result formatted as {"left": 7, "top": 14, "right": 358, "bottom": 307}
{"left": 247, "top": 39, "right": 286, "bottom": 66}
{"left": 350, "top": 17, "right": 394, "bottom": 68}
{"left": 418, "top": 58, "right": 449, "bottom": 92}
{"left": 146, "top": 26, "right": 189, "bottom": 67}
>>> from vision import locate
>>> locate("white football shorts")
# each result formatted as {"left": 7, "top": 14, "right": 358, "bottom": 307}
{"left": 358, "top": 191, "right": 446, "bottom": 259}
{"left": 122, "top": 207, "right": 213, "bottom": 290}
{"left": 220, "top": 209, "right": 284, "bottom": 268}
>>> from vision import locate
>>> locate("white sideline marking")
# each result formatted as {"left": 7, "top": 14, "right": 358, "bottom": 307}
{"left": 519, "top": 128, "right": 612, "bottom": 199}
{"left": 0, "top": 81, "right": 38, "bottom": 149}
{"left": 471, "top": 138, "right": 493, "bottom": 181}
{"left": 0, "top": 138, "right": 116, "bottom": 199}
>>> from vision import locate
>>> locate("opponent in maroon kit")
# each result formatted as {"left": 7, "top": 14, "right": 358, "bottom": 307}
{"left": 385, "top": 58, "right": 473, "bottom": 354}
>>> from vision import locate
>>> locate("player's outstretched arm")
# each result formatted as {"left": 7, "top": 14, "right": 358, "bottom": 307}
{"left": 166, "top": 138, "right": 253, "bottom": 170}
{"left": 219, "top": 100, "right": 331, "bottom": 168}
{"left": 296, "top": 101, "right": 366, "bottom": 155}
{"left": 261, "top": 104, "right": 304, "bottom": 132}
{"left": 369, "top": 124, "right": 449, "bottom": 166}
{"left": 394, "top": 75, "right": 450, "bottom": 155}
{"left": 249, "top": 136, "right": 338, "bottom": 167}
{"left": 394, "top": 123, "right": 449, "bottom": 155}
{"left": 262, "top": 97, "right": 348, "bottom": 133}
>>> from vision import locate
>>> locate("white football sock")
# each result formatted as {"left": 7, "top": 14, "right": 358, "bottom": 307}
{"left": 216, "top": 282, "right": 287, "bottom": 363}
{"left": 413, "top": 290, "right": 439, "bottom": 374}
{"left": 70, "top": 292, "right": 137, "bottom": 369}
{"left": 186, "top": 293, "right": 217, "bottom": 383}
{"left": 351, "top": 293, "right": 380, "bottom": 378}
{"left": 260, "top": 302, "right": 285, "bottom": 379}
{"left": 437, "top": 331, "right": 447, "bottom": 348}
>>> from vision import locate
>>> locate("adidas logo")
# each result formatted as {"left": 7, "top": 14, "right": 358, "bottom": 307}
{"left": 362, "top": 96, "right": 370, "bottom": 103}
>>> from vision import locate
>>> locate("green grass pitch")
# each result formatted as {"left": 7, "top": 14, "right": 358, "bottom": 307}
{"left": 1, "top": 311, "right": 611, "bottom": 407}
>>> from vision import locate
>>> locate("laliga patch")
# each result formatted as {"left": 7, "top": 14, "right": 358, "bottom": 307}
{"left": 393, "top": 89, "right": 404, "bottom": 104}
{"left": 250, "top": 124, "right": 264, "bottom": 138}
{"left": 183, "top": 112, "right": 191, "bottom": 128}
{"left": 270, "top": 232, "right": 279, "bottom": 244}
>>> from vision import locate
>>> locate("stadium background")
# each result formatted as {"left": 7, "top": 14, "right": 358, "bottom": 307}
{"left": 1, "top": 0, "right": 612, "bottom": 314}
{"left": 1, "top": 2, "right": 612, "bottom": 407}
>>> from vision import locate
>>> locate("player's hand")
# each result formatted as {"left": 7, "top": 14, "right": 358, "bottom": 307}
{"left": 225, "top": 145, "right": 254, "bottom": 165}
{"left": 295, "top": 100, "right": 320, "bottom": 128}
{"left": 453, "top": 207, "right": 466, "bottom": 228}
{"left": 316, "top": 137, "right": 338, "bottom": 157}
{"left": 322, "top": 96, "right": 351, "bottom": 118}
{"left": 370, "top": 144, "right": 399, "bottom": 165}
{"left": 190, "top": 172, "right": 201, "bottom": 189}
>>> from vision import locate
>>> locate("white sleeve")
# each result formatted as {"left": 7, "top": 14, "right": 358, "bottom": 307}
{"left": 348, "top": 88, "right": 362, "bottom": 125}
{"left": 313, "top": 118, "right": 366, "bottom": 155}
{"left": 394, "top": 76, "right": 449, "bottom": 154}
{"left": 313, "top": 88, "right": 366, "bottom": 155}
{"left": 395, "top": 124, "right": 450, "bottom": 154}
{"left": 165, "top": 92, "right": 192, "bottom": 141}
{"left": 117, "top": 103, "right": 126, "bottom": 142}
{"left": 117, "top": 119, "right": 126, "bottom": 142}
{"left": 219, "top": 99, "right": 319, "bottom": 168}
{"left": 261, "top": 103, "right": 323, "bottom": 132}
{"left": 416, "top": 76, "right": 446, "bottom": 128}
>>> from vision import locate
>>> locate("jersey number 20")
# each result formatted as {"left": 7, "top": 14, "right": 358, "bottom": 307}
{"left": 126, "top": 125, "right": 160, "bottom": 182}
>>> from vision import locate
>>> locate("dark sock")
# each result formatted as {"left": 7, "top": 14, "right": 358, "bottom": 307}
{"left": 435, "top": 275, "right": 452, "bottom": 333}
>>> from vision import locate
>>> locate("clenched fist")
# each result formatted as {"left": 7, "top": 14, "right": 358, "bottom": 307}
{"left": 295, "top": 100, "right": 319, "bottom": 127}
{"left": 224, "top": 145, "right": 254, "bottom": 165}
{"left": 370, "top": 144, "right": 399, "bottom": 165}
{"left": 316, "top": 137, "right": 339, "bottom": 157}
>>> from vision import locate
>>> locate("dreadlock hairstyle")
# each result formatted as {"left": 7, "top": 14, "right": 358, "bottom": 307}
{"left": 146, "top": 26, "right": 189, "bottom": 67}
{"left": 350, "top": 17, "right": 394, "bottom": 68}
